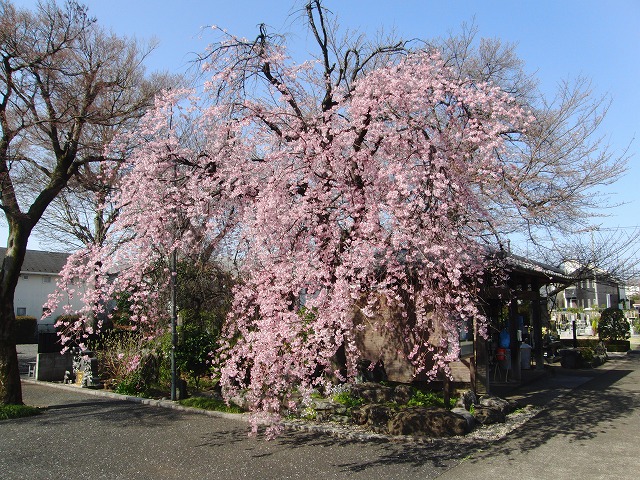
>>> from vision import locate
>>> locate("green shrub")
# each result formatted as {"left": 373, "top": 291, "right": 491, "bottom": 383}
{"left": 560, "top": 338, "right": 600, "bottom": 348}
{"left": 605, "top": 340, "right": 630, "bottom": 352}
{"left": 598, "top": 308, "right": 630, "bottom": 341}
{"left": 174, "top": 324, "right": 217, "bottom": 391}
{"left": 15, "top": 316, "right": 37, "bottom": 343}
{"left": 633, "top": 318, "right": 640, "bottom": 335}
{"left": 576, "top": 347, "right": 595, "bottom": 364}
{"left": 114, "top": 374, "right": 143, "bottom": 396}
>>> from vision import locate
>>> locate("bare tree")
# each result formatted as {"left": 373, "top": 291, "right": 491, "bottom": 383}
{"left": 0, "top": 0, "right": 162, "bottom": 404}
{"left": 430, "top": 24, "right": 636, "bottom": 286}
{"left": 33, "top": 69, "right": 181, "bottom": 251}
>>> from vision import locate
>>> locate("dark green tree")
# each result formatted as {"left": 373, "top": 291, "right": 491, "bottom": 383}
{"left": 598, "top": 308, "right": 630, "bottom": 341}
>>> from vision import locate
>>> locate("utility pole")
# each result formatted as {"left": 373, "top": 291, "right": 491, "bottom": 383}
{"left": 169, "top": 99, "right": 178, "bottom": 401}
{"left": 591, "top": 228, "right": 598, "bottom": 309}
{"left": 170, "top": 247, "right": 178, "bottom": 401}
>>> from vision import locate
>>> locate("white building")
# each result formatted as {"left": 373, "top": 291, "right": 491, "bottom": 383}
{"left": 0, "top": 248, "right": 81, "bottom": 326}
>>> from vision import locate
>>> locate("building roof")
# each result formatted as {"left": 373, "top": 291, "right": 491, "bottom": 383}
{"left": 0, "top": 247, "right": 70, "bottom": 275}
{"left": 505, "top": 253, "right": 573, "bottom": 283}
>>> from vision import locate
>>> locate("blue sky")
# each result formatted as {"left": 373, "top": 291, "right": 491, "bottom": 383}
{"left": 11, "top": 0, "right": 640, "bottom": 251}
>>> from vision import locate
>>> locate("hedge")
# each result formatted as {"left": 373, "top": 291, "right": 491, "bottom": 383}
{"left": 15, "top": 316, "right": 37, "bottom": 344}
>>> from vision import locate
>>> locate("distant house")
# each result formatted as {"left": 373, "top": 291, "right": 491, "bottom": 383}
{"left": 555, "top": 268, "right": 624, "bottom": 310}
{"left": 0, "top": 247, "right": 80, "bottom": 327}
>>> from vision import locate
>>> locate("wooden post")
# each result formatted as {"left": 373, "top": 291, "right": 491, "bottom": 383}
{"left": 509, "top": 297, "right": 521, "bottom": 382}
{"left": 531, "top": 279, "right": 545, "bottom": 370}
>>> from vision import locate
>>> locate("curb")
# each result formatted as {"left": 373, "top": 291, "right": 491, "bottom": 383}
{"left": 20, "top": 378, "right": 251, "bottom": 424}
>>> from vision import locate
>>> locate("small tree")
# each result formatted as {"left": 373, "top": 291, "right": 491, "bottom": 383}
{"left": 598, "top": 308, "right": 630, "bottom": 341}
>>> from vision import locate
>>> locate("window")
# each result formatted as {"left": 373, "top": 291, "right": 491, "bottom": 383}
{"left": 42, "top": 276, "right": 51, "bottom": 283}
{"left": 22, "top": 275, "right": 29, "bottom": 280}
{"left": 16, "top": 307, "right": 26, "bottom": 316}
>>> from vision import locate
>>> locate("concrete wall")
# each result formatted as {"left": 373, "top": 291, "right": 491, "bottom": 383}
{"left": 35, "top": 352, "right": 73, "bottom": 382}
{"left": 354, "top": 299, "right": 471, "bottom": 384}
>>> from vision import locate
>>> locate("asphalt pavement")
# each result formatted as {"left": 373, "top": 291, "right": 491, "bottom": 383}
{"left": 437, "top": 348, "right": 640, "bottom": 480}
{"left": 4, "top": 341, "right": 640, "bottom": 479}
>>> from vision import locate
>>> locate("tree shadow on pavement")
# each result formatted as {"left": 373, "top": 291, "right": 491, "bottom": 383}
{"left": 465, "top": 362, "right": 639, "bottom": 464}
{"left": 37, "top": 398, "right": 221, "bottom": 428}
{"left": 274, "top": 429, "right": 479, "bottom": 472}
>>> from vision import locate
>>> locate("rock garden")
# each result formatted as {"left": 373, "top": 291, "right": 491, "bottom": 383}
{"left": 294, "top": 382, "right": 529, "bottom": 439}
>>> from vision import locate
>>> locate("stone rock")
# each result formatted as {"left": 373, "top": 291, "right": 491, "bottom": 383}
{"left": 393, "top": 384, "right": 413, "bottom": 404}
{"left": 311, "top": 399, "right": 340, "bottom": 422}
{"left": 332, "top": 406, "right": 348, "bottom": 416}
{"left": 479, "top": 394, "right": 518, "bottom": 414}
{"left": 387, "top": 407, "right": 467, "bottom": 437}
{"left": 451, "top": 407, "right": 475, "bottom": 433}
{"left": 454, "top": 390, "right": 478, "bottom": 411}
{"left": 350, "top": 383, "right": 394, "bottom": 404}
{"left": 352, "top": 404, "right": 395, "bottom": 433}
{"left": 328, "top": 415, "right": 351, "bottom": 424}
{"left": 473, "top": 405, "right": 506, "bottom": 425}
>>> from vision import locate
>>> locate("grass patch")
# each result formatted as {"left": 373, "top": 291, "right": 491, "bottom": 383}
{"left": 0, "top": 404, "right": 42, "bottom": 421}
{"left": 406, "top": 390, "right": 457, "bottom": 409}
{"left": 332, "top": 391, "right": 365, "bottom": 409}
{"left": 178, "top": 396, "right": 243, "bottom": 414}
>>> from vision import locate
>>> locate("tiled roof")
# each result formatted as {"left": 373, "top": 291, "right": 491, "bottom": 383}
{"left": 505, "top": 252, "right": 573, "bottom": 283}
{"left": 0, "top": 248, "right": 69, "bottom": 274}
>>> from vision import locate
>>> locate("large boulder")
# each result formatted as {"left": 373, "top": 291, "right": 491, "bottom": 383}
{"left": 473, "top": 405, "right": 506, "bottom": 425}
{"left": 387, "top": 407, "right": 468, "bottom": 437}
{"left": 350, "top": 383, "right": 395, "bottom": 404}
{"left": 352, "top": 404, "right": 395, "bottom": 433}
{"left": 479, "top": 394, "right": 518, "bottom": 415}
{"left": 451, "top": 407, "right": 476, "bottom": 432}
{"left": 392, "top": 384, "right": 413, "bottom": 404}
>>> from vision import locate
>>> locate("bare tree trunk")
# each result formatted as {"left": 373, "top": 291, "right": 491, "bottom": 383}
{"left": 0, "top": 223, "right": 30, "bottom": 404}
{"left": 0, "top": 293, "right": 21, "bottom": 404}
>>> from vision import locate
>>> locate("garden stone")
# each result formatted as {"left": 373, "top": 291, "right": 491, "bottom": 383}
{"left": 387, "top": 407, "right": 467, "bottom": 437}
{"left": 350, "top": 383, "right": 394, "bottom": 404}
{"left": 451, "top": 407, "right": 475, "bottom": 432}
{"left": 473, "top": 405, "right": 505, "bottom": 425}
{"left": 454, "top": 390, "right": 478, "bottom": 410}
{"left": 352, "top": 404, "right": 394, "bottom": 432}
{"left": 312, "top": 399, "right": 335, "bottom": 421}
{"left": 393, "top": 384, "right": 413, "bottom": 404}
{"left": 479, "top": 394, "right": 517, "bottom": 414}
{"left": 329, "top": 415, "right": 351, "bottom": 424}
{"left": 332, "top": 405, "right": 348, "bottom": 416}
